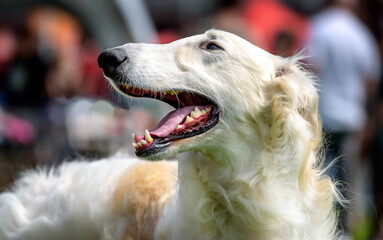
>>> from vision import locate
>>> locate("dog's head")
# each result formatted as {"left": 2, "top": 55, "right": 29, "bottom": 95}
{"left": 98, "top": 30, "right": 320, "bottom": 161}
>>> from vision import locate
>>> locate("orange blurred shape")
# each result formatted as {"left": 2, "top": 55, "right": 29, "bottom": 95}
{"left": 244, "top": 0, "right": 308, "bottom": 53}
{"left": 27, "top": 7, "right": 82, "bottom": 54}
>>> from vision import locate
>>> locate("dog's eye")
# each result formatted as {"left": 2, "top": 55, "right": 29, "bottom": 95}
{"left": 206, "top": 42, "right": 222, "bottom": 51}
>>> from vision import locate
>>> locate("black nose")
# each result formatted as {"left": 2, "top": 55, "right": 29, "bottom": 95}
{"left": 97, "top": 49, "right": 128, "bottom": 76}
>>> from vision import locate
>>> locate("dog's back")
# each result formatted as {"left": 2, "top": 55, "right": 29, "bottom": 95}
{"left": 0, "top": 155, "right": 176, "bottom": 240}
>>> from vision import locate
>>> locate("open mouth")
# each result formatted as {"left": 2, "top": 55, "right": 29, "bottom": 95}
{"left": 118, "top": 84, "right": 219, "bottom": 157}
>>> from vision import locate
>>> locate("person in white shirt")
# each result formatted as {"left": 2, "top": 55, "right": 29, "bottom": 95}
{"left": 306, "top": 0, "right": 381, "bottom": 233}
{"left": 307, "top": 0, "right": 380, "bottom": 178}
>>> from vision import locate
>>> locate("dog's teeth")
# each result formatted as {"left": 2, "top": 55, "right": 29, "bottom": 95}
{"left": 141, "top": 140, "right": 147, "bottom": 145}
{"left": 162, "top": 91, "right": 167, "bottom": 95}
{"left": 170, "top": 91, "right": 175, "bottom": 96}
{"left": 191, "top": 107, "right": 202, "bottom": 118}
{"left": 201, "top": 110, "right": 206, "bottom": 115}
{"left": 185, "top": 116, "right": 194, "bottom": 123}
{"left": 137, "top": 142, "right": 143, "bottom": 147}
{"left": 144, "top": 130, "right": 153, "bottom": 143}
{"left": 132, "top": 143, "right": 138, "bottom": 148}
{"left": 125, "top": 84, "right": 129, "bottom": 89}
{"left": 175, "top": 90, "right": 179, "bottom": 94}
{"left": 176, "top": 124, "right": 183, "bottom": 130}
{"left": 132, "top": 133, "right": 137, "bottom": 142}
{"left": 206, "top": 106, "right": 211, "bottom": 112}
{"left": 191, "top": 110, "right": 201, "bottom": 118}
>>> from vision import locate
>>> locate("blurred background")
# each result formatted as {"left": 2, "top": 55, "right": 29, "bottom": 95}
{"left": 0, "top": 0, "right": 382, "bottom": 239}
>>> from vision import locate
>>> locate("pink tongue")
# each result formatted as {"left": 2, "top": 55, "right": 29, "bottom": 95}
{"left": 149, "top": 106, "right": 203, "bottom": 138}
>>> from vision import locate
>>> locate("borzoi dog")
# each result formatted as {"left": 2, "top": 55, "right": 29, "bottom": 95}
{"left": 0, "top": 30, "right": 340, "bottom": 240}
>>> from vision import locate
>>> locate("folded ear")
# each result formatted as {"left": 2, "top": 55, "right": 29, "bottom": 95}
{"left": 264, "top": 56, "right": 340, "bottom": 235}
{"left": 266, "top": 56, "right": 322, "bottom": 153}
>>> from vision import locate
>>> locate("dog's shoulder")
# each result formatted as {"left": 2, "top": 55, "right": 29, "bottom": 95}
{"left": 113, "top": 160, "right": 178, "bottom": 240}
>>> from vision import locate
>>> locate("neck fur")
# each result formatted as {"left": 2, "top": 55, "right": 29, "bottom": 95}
{"left": 156, "top": 125, "right": 337, "bottom": 240}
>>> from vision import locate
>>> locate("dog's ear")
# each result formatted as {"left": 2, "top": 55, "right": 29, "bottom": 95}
{"left": 265, "top": 57, "right": 340, "bottom": 233}
{"left": 267, "top": 58, "right": 340, "bottom": 217}
{"left": 267, "top": 57, "right": 321, "bottom": 151}
{"left": 264, "top": 56, "right": 323, "bottom": 174}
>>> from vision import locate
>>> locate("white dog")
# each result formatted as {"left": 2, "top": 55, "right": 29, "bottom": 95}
{"left": 0, "top": 30, "right": 341, "bottom": 240}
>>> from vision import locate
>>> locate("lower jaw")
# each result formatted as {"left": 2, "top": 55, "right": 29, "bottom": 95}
{"left": 135, "top": 144, "right": 170, "bottom": 158}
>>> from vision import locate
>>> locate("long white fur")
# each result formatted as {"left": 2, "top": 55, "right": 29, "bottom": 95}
{"left": 0, "top": 153, "right": 136, "bottom": 240}
{"left": 0, "top": 30, "right": 340, "bottom": 240}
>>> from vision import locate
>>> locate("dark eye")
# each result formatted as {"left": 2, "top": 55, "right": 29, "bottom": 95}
{"left": 206, "top": 42, "right": 222, "bottom": 51}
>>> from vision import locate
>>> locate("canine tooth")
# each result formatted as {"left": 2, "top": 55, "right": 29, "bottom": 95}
{"left": 125, "top": 84, "right": 129, "bottom": 89}
{"left": 132, "top": 143, "right": 138, "bottom": 148}
{"left": 201, "top": 110, "right": 206, "bottom": 115}
{"left": 162, "top": 91, "right": 167, "bottom": 95}
{"left": 185, "top": 116, "right": 194, "bottom": 123}
{"left": 141, "top": 140, "right": 147, "bottom": 145}
{"left": 137, "top": 142, "right": 143, "bottom": 147}
{"left": 176, "top": 124, "right": 183, "bottom": 130}
{"left": 145, "top": 130, "right": 153, "bottom": 143}
{"left": 132, "top": 133, "right": 137, "bottom": 142}
{"left": 170, "top": 91, "right": 175, "bottom": 96}
{"left": 206, "top": 106, "right": 211, "bottom": 112}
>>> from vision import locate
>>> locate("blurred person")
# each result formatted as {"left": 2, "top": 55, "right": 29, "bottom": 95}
{"left": 0, "top": 21, "right": 48, "bottom": 161}
{"left": 243, "top": 0, "right": 308, "bottom": 56}
{"left": 305, "top": 0, "right": 381, "bottom": 234}
{"left": 357, "top": 1, "right": 383, "bottom": 237}
{"left": 0, "top": 23, "right": 49, "bottom": 108}
{"left": 372, "top": 74, "right": 383, "bottom": 239}
{"left": 0, "top": 25, "right": 18, "bottom": 106}
{"left": 30, "top": 7, "right": 106, "bottom": 99}
{"left": 33, "top": 7, "right": 95, "bottom": 98}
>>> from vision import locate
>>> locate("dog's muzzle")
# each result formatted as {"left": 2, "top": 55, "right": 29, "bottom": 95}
{"left": 98, "top": 49, "right": 128, "bottom": 77}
